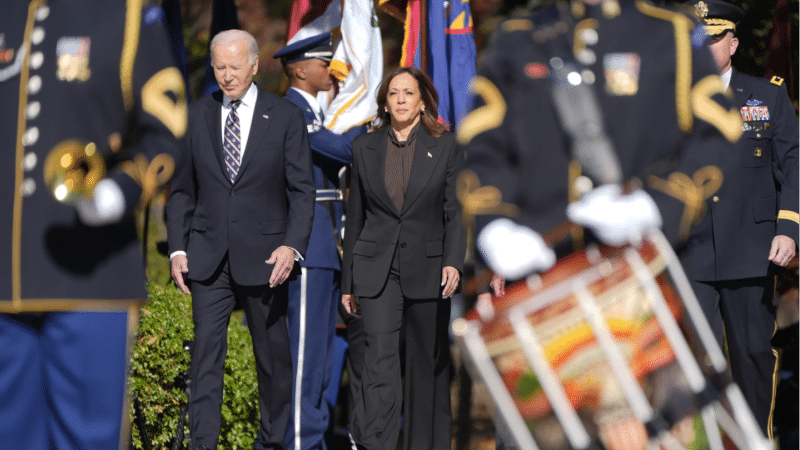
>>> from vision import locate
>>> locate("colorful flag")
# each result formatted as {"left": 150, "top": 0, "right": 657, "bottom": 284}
{"left": 382, "top": 0, "right": 477, "bottom": 131}
{"left": 325, "top": 0, "right": 383, "bottom": 133}
{"left": 287, "top": 0, "right": 342, "bottom": 44}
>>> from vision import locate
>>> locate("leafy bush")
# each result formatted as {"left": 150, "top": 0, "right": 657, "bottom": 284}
{"left": 129, "top": 283, "right": 259, "bottom": 449}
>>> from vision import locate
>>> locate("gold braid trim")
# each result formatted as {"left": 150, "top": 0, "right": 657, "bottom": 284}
{"left": 647, "top": 165, "right": 723, "bottom": 242}
{"left": 119, "top": 153, "right": 175, "bottom": 207}
{"left": 778, "top": 210, "right": 800, "bottom": 224}
{"left": 457, "top": 170, "right": 519, "bottom": 256}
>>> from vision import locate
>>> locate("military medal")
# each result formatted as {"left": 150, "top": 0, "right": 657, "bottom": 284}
{"left": 56, "top": 36, "right": 91, "bottom": 82}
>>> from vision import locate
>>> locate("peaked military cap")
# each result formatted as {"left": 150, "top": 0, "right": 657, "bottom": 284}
{"left": 685, "top": 0, "right": 745, "bottom": 37}
{"left": 273, "top": 32, "right": 333, "bottom": 65}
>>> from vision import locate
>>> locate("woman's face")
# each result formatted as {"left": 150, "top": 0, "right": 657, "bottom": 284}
{"left": 385, "top": 72, "right": 425, "bottom": 127}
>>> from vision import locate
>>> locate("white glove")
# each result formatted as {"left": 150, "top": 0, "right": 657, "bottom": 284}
{"left": 477, "top": 218, "right": 556, "bottom": 280}
{"left": 76, "top": 178, "right": 126, "bottom": 226}
{"left": 566, "top": 184, "right": 662, "bottom": 247}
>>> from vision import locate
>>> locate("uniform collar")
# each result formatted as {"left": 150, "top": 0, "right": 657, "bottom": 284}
{"left": 290, "top": 87, "right": 323, "bottom": 117}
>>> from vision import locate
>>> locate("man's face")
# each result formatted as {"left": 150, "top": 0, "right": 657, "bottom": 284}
{"left": 212, "top": 39, "right": 258, "bottom": 100}
{"left": 302, "top": 58, "right": 333, "bottom": 95}
{"left": 707, "top": 31, "right": 738, "bottom": 75}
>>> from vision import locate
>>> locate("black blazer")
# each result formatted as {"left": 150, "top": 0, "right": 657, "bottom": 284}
{"left": 167, "top": 87, "right": 316, "bottom": 286}
{"left": 341, "top": 126, "right": 465, "bottom": 299}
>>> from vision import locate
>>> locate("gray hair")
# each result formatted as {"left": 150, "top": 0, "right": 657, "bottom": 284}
{"left": 210, "top": 29, "right": 258, "bottom": 64}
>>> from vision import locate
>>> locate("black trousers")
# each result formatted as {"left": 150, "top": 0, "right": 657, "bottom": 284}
{"left": 691, "top": 277, "right": 777, "bottom": 438}
{"left": 353, "top": 256, "right": 452, "bottom": 450}
{"left": 189, "top": 255, "right": 292, "bottom": 450}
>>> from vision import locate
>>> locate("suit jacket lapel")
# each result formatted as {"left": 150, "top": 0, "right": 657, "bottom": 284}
{"left": 205, "top": 91, "right": 229, "bottom": 182}
{"left": 401, "top": 126, "right": 442, "bottom": 215}
{"left": 236, "top": 87, "right": 274, "bottom": 183}
{"left": 363, "top": 128, "right": 400, "bottom": 216}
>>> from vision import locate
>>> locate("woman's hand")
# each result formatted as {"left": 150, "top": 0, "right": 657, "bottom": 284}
{"left": 441, "top": 266, "right": 460, "bottom": 298}
{"left": 342, "top": 294, "right": 361, "bottom": 317}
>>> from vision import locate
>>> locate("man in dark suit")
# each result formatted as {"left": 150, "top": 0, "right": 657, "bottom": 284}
{"left": 0, "top": 1, "right": 185, "bottom": 448}
{"left": 167, "top": 29, "right": 316, "bottom": 450}
{"left": 272, "top": 32, "right": 366, "bottom": 450}
{"left": 682, "top": 0, "right": 798, "bottom": 438}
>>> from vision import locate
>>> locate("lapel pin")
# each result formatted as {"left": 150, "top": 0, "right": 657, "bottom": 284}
{"left": 263, "top": 114, "right": 269, "bottom": 119}
{"left": 427, "top": 151, "right": 432, "bottom": 158}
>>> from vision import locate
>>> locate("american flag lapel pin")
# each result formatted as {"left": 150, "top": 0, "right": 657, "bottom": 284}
{"left": 263, "top": 114, "right": 269, "bottom": 119}
{"left": 427, "top": 151, "right": 432, "bottom": 158}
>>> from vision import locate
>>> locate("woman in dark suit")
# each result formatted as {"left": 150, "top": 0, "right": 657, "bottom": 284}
{"left": 341, "top": 66, "right": 465, "bottom": 450}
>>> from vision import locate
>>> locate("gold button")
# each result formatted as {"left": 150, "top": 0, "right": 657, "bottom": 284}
{"left": 756, "top": 133, "right": 762, "bottom": 138}
{"left": 754, "top": 148, "right": 762, "bottom": 158}
{"left": 713, "top": 196, "right": 719, "bottom": 202}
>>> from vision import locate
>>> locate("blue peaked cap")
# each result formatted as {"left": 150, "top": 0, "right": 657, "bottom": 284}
{"left": 273, "top": 32, "right": 333, "bottom": 65}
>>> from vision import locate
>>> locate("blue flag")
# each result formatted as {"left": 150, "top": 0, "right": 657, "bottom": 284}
{"left": 161, "top": 0, "right": 189, "bottom": 101}
{"left": 426, "top": 0, "right": 477, "bottom": 131}
{"left": 203, "top": 0, "right": 241, "bottom": 96}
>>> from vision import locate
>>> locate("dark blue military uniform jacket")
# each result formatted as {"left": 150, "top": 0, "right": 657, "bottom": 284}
{"left": 459, "top": 1, "right": 741, "bottom": 262}
{"left": 0, "top": 0, "right": 186, "bottom": 311}
{"left": 283, "top": 88, "right": 366, "bottom": 271}
{"left": 681, "top": 68, "right": 799, "bottom": 281}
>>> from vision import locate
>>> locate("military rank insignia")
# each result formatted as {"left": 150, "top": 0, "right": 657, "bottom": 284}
{"left": 0, "top": 34, "right": 14, "bottom": 64}
{"left": 603, "top": 53, "right": 640, "bottom": 96}
{"left": 56, "top": 37, "right": 91, "bottom": 82}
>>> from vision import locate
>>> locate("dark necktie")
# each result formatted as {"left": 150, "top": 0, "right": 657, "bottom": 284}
{"left": 223, "top": 100, "right": 242, "bottom": 183}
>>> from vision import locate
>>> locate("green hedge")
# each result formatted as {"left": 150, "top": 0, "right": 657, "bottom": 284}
{"left": 129, "top": 283, "right": 259, "bottom": 450}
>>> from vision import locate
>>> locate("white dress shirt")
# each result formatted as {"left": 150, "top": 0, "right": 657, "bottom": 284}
{"left": 721, "top": 67, "right": 732, "bottom": 90}
{"left": 220, "top": 83, "right": 258, "bottom": 159}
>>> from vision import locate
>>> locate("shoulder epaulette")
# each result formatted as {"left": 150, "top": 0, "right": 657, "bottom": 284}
{"left": 771, "top": 76, "right": 784, "bottom": 86}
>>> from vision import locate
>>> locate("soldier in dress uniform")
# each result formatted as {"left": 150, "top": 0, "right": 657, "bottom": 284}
{"left": 0, "top": 1, "right": 186, "bottom": 448}
{"left": 682, "top": 0, "right": 799, "bottom": 438}
{"left": 458, "top": 0, "right": 742, "bottom": 447}
{"left": 273, "top": 32, "right": 367, "bottom": 450}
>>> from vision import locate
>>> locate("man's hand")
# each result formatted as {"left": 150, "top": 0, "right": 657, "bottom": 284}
{"left": 266, "top": 246, "right": 296, "bottom": 288}
{"left": 342, "top": 294, "right": 361, "bottom": 317}
{"left": 441, "top": 266, "right": 461, "bottom": 298}
{"left": 170, "top": 254, "right": 191, "bottom": 295}
{"left": 769, "top": 235, "right": 796, "bottom": 267}
{"left": 489, "top": 274, "right": 506, "bottom": 297}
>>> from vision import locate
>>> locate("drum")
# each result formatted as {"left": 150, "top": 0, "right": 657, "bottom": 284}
{"left": 453, "top": 230, "right": 771, "bottom": 450}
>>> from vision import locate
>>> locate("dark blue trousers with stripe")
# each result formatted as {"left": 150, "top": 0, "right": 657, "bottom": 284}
{"left": 0, "top": 311, "right": 130, "bottom": 449}
{"left": 286, "top": 267, "right": 339, "bottom": 450}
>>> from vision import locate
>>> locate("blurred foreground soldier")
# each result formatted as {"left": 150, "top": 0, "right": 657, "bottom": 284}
{"left": 458, "top": 0, "right": 742, "bottom": 447}
{"left": 273, "top": 32, "right": 367, "bottom": 450}
{"left": 682, "top": 0, "right": 798, "bottom": 437}
{"left": 0, "top": 0, "right": 186, "bottom": 448}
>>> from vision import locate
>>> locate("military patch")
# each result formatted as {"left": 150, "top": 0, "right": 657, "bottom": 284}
{"left": 740, "top": 105, "right": 770, "bottom": 122}
{"left": 771, "top": 76, "right": 784, "bottom": 86}
{"left": 603, "top": 53, "right": 640, "bottom": 96}
{"left": 0, "top": 34, "right": 14, "bottom": 64}
{"left": 56, "top": 37, "right": 91, "bottom": 82}
{"left": 524, "top": 62, "right": 549, "bottom": 79}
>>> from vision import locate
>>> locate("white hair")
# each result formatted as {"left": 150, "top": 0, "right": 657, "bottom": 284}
{"left": 210, "top": 29, "right": 258, "bottom": 64}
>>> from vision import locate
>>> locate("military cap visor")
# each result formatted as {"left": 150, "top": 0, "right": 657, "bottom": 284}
{"left": 273, "top": 32, "right": 333, "bottom": 65}
{"left": 686, "top": 0, "right": 745, "bottom": 37}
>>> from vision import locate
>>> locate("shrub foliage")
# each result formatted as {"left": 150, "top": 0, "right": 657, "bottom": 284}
{"left": 129, "top": 283, "right": 259, "bottom": 449}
